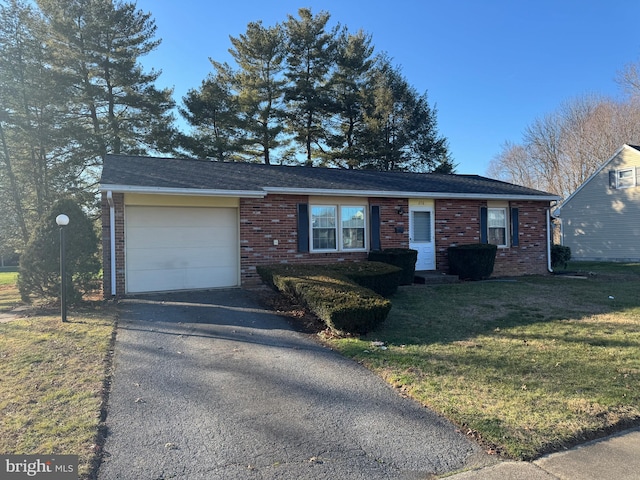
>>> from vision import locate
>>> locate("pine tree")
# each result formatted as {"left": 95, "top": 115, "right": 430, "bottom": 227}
{"left": 284, "top": 8, "right": 338, "bottom": 165}
{"left": 180, "top": 66, "right": 242, "bottom": 161}
{"left": 360, "top": 58, "right": 453, "bottom": 172}
{"left": 325, "top": 29, "right": 374, "bottom": 168}
{"left": 0, "top": 0, "right": 72, "bottom": 247}
{"left": 229, "top": 21, "right": 287, "bottom": 164}
{"left": 37, "top": 0, "right": 176, "bottom": 158}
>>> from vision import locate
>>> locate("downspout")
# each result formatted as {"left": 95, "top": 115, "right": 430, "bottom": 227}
{"left": 107, "top": 191, "right": 116, "bottom": 296}
{"left": 547, "top": 201, "right": 558, "bottom": 273}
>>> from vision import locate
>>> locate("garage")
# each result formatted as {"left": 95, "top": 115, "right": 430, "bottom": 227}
{"left": 125, "top": 206, "right": 239, "bottom": 293}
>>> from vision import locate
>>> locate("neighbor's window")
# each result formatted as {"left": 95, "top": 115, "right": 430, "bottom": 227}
{"left": 488, "top": 208, "right": 507, "bottom": 247}
{"left": 311, "top": 205, "right": 366, "bottom": 251}
{"left": 617, "top": 168, "right": 635, "bottom": 189}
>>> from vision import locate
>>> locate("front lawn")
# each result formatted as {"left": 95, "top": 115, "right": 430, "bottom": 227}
{"left": 0, "top": 276, "right": 115, "bottom": 479}
{"left": 326, "top": 264, "right": 640, "bottom": 460}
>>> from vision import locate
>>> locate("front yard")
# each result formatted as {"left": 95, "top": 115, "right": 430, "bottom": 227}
{"left": 2, "top": 263, "right": 640, "bottom": 474}
{"left": 0, "top": 272, "right": 116, "bottom": 478}
{"left": 326, "top": 263, "right": 640, "bottom": 460}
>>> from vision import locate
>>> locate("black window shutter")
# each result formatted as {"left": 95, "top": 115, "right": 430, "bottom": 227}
{"left": 297, "top": 204, "right": 309, "bottom": 253}
{"left": 370, "top": 205, "right": 381, "bottom": 251}
{"left": 480, "top": 207, "right": 488, "bottom": 244}
{"left": 636, "top": 167, "right": 640, "bottom": 186}
{"left": 609, "top": 170, "right": 616, "bottom": 189}
{"left": 511, "top": 208, "right": 519, "bottom": 247}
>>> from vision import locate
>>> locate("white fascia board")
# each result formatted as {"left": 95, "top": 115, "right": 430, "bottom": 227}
{"left": 261, "top": 187, "right": 560, "bottom": 202}
{"left": 99, "top": 184, "right": 266, "bottom": 198}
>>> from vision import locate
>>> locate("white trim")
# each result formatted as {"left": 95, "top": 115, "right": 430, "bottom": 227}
{"left": 487, "top": 207, "right": 509, "bottom": 248}
{"left": 615, "top": 167, "right": 636, "bottom": 189}
{"left": 309, "top": 204, "right": 368, "bottom": 253}
{"left": 263, "top": 187, "right": 560, "bottom": 201}
{"left": 100, "top": 184, "right": 266, "bottom": 198}
{"left": 100, "top": 185, "right": 560, "bottom": 202}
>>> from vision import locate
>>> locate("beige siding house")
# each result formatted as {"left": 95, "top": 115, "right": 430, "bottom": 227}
{"left": 556, "top": 145, "right": 640, "bottom": 261}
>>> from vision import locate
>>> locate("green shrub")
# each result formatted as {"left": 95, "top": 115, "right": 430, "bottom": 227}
{"left": 324, "top": 262, "right": 402, "bottom": 297}
{"left": 448, "top": 244, "right": 497, "bottom": 280}
{"left": 18, "top": 198, "right": 100, "bottom": 303}
{"left": 257, "top": 264, "right": 393, "bottom": 334}
{"left": 551, "top": 244, "right": 572, "bottom": 269}
{"left": 368, "top": 248, "right": 418, "bottom": 285}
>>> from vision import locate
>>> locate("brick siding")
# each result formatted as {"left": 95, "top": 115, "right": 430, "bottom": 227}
{"left": 102, "top": 194, "right": 549, "bottom": 297}
{"left": 434, "top": 199, "right": 549, "bottom": 276}
{"left": 239, "top": 195, "right": 409, "bottom": 286}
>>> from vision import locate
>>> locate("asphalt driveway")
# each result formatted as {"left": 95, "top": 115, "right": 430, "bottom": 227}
{"left": 98, "top": 289, "right": 494, "bottom": 479}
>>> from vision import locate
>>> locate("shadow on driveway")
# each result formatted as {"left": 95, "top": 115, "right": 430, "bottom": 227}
{"left": 98, "top": 289, "right": 495, "bottom": 480}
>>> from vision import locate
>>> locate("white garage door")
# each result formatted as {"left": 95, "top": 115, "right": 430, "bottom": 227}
{"left": 125, "top": 206, "right": 239, "bottom": 293}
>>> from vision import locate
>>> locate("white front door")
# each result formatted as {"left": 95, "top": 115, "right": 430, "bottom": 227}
{"left": 409, "top": 206, "right": 435, "bottom": 270}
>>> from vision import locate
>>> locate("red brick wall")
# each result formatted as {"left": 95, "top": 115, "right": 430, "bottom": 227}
{"left": 101, "top": 192, "right": 125, "bottom": 297}
{"left": 372, "top": 197, "right": 410, "bottom": 250}
{"left": 102, "top": 193, "right": 550, "bottom": 296}
{"left": 434, "top": 199, "right": 550, "bottom": 276}
{"left": 239, "top": 195, "right": 410, "bottom": 285}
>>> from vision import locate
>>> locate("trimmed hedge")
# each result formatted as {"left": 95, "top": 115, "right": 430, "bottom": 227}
{"left": 448, "top": 244, "right": 497, "bottom": 280}
{"left": 323, "top": 262, "right": 402, "bottom": 297}
{"left": 257, "top": 263, "right": 395, "bottom": 334}
{"left": 368, "top": 248, "right": 418, "bottom": 285}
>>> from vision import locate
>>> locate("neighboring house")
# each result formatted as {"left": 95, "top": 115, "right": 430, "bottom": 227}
{"left": 555, "top": 144, "right": 640, "bottom": 262}
{"left": 99, "top": 155, "right": 560, "bottom": 296}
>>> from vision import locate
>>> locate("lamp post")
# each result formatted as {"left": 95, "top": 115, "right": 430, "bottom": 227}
{"left": 56, "top": 214, "right": 69, "bottom": 323}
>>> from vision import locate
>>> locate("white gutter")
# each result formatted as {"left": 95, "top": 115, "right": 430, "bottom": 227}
{"left": 262, "top": 187, "right": 561, "bottom": 202}
{"left": 107, "top": 191, "right": 116, "bottom": 296}
{"left": 99, "top": 184, "right": 266, "bottom": 198}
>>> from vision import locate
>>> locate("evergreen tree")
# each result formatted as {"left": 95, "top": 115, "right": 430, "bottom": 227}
{"left": 180, "top": 66, "right": 242, "bottom": 161}
{"left": 284, "top": 8, "right": 338, "bottom": 165}
{"left": 229, "top": 21, "right": 287, "bottom": 164}
{"left": 0, "top": 0, "right": 73, "bottom": 247}
{"left": 18, "top": 198, "right": 100, "bottom": 304}
{"left": 37, "top": 0, "right": 177, "bottom": 158}
{"left": 360, "top": 58, "right": 453, "bottom": 172}
{"left": 325, "top": 29, "right": 374, "bottom": 168}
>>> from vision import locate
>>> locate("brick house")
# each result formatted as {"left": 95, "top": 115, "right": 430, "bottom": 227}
{"left": 100, "top": 155, "right": 560, "bottom": 296}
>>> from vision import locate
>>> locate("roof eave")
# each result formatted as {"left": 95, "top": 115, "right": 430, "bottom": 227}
{"left": 262, "top": 187, "right": 560, "bottom": 201}
{"left": 99, "top": 184, "right": 266, "bottom": 198}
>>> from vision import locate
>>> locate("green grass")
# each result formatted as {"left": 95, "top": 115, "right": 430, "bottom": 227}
{"left": 0, "top": 272, "right": 21, "bottom": 312}
{"left": 326, "top": 264, "right": 640, "bottom": 460}
{"left": 0, "top": 271, "right": 18, "bottom": 285}
{"left": 0, "top": 277, "right": 115, "bottom": 479}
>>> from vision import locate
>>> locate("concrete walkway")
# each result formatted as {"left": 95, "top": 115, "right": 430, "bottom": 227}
{"left": 98, "top": 289, "right": 494, "bottom": 480}
{"left": 446, "top": 426, "right": 640, "bottom": 479}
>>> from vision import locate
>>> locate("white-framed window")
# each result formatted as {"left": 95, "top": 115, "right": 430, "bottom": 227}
{"left": 617, "top": 168, "right": 636, "bottom": 189}
{"left": 488, "top": 207, "right": 508, "bottom": 247}
{"left": 311, "top": 205, "right": 366, "bottom": 252}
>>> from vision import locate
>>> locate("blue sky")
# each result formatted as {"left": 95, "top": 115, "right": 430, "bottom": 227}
{"left": 134, "top": 0, "right": 640, "bottom": 175}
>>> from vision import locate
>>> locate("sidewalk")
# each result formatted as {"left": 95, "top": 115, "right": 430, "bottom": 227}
{"left": 445, "top": 426, "right": 640, "bottom": 479}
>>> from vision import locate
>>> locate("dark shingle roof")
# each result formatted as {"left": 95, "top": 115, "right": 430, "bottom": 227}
{"left": 100, "top": 154, "right": 559, "bottom": 200}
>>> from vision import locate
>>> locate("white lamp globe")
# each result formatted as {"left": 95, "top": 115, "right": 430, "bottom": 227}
{"left": 56, "top": 214, "right": 70, "bottom": 226}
